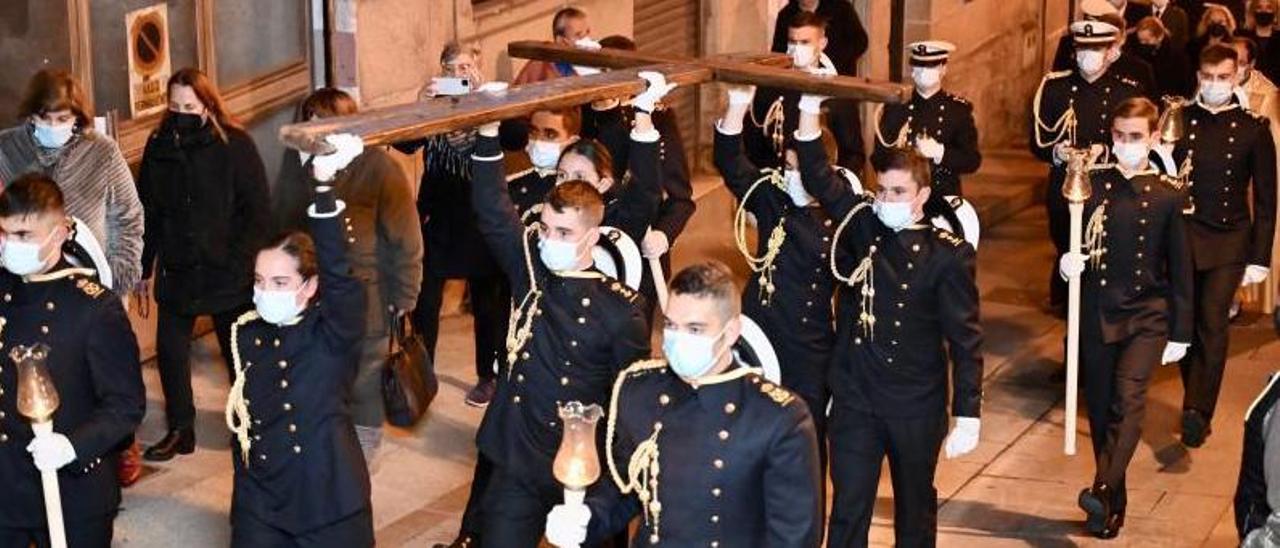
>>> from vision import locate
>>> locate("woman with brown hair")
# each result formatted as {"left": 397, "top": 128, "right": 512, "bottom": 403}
{"left": 0, "top": 69, "right": 144, "bottom": 294}
{"left": 137, "top": 67, "right": 271, "bottom": 462}
{"left": 272, "top": 87, "right": 423, "bottom": 468}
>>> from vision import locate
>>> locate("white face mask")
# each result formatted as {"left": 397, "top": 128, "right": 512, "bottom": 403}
{"left": 1, "top": 231, "right": 56, "bottom": 276}
{"left": 911, "top": 67, "right": 942, "bottom": 92}
{"left": 527, "top": 139, "right": 563, "bottom": 170}
{"left": 783, "top": 169, "right": 815, "bottom": 206}
{"left": 874, "top": 199, "right": 917, "bottom": 231}
{"left": 1113, "top": 141, "right": 1150, "bottom": 169}
{"left": 31, "top": 121, "right": 74, "bottom": 149}
{"left": 1076, "top": 49, "right": 1107, "bottom": 76}
{"left": 253, "top": 286, "right": 306, "bottom": 325}
{"left": 663, "top": 325, "right": 730, "bottom": 379}
{"left": 538, "top": 235, "right": 586, "bottom": 272}
{"left": 1200, "top": 80, "right": 1235, "bottom": 106}
{"left": 787, "top": 43, "right": 817, "bottom": 68}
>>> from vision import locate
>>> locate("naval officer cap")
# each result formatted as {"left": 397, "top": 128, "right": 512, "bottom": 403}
{"left": 908, "top": 41, "right": 956, "bottom": 67}
{"left": 1070, "top": 20, "right": 1120, "bottom": 45}
{"left": 1079, "top": 0, "right": 1120, "bottom": 17}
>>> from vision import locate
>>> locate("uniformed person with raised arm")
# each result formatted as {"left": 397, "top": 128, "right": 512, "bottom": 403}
{"left": 1032, "top": 20, "right": 1142, "bottom": 313}
{"left": 0, "top": 173, "right": 144, "bottom": 547}
{"left": 794, "top": 110, "right": 985, "bottom": 547}
{"left": 872, "top": 41, "right": 981, "bottom": 197}
{"left": 543, "top": 260, "right": 822, "bottom": 548}
{"left": 1057, "top": 98, "right": 1193, "bottom": 539}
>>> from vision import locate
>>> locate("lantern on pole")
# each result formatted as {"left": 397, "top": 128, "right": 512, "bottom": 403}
{"left": 13, "top": 343, "right": 67, "bottom": 548}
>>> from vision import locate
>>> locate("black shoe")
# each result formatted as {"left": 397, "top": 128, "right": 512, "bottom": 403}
{"left": 1097, "top": 511, "right": 1125, "bottom": 539}
{"left": 1181, "top": 409, "right": 1211, "bottom": 448}
{"left": 1079, "top": 485, "right": 1111, "bottom": 535}
{"left": 143, "top": 428, "right": 195, "bottom": 462}
{"left": 464, "top": 379, "right": 496, "bottom": 409}
{"left": 432, "top": 535, "right": 477, "bottom": 548}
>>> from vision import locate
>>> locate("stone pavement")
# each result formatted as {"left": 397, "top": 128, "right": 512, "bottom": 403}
{"left": 114, "top": 175, "right": 1276, "bottom": 546}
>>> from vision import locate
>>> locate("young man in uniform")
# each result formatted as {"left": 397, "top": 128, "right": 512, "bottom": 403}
{"left": 1058, "top": 98, "right": 1193, "bottom": 538}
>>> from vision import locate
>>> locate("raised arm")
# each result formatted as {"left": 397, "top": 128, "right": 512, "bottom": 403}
{"left": 795, "top": 101, "right": 867, "bottom": 222}
{"left": 714, "top": 86, "right": 770, "bottom": 200}
{"left": 308, "top": 184, "right": 367, "bottom": 347}
{"left": 938, "top": 244, "right": 984, "bottom": 418}
{"left": 651, "top": 109, "right": 695, "bottom": 243}
{"left": 605, "top": 76, "right": 672, "bottom": 244}
{"left": 762, "top": 405, "right": 823, "bottom": 547}
{"left": 471, "top": 126, "right": 537, "bottom": 296}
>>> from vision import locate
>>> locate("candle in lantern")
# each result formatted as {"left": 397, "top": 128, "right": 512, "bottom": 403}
{"left": 13, "top": 344, "right": 59, "bottom": 423}
{"left": 553, "top": 401, "right": 605, "bottom": 492}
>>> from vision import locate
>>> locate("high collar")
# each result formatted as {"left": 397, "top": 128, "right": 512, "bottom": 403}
{"left": 21, "top": 260, "right": 92, "bottom": 284}
{"left": 1194, "top": 97, "right": 1242, "bottom": 114}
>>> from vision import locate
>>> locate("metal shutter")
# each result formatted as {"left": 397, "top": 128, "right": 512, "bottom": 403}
{"left": 634, "top": 0, "right": 700, "bottom": 157}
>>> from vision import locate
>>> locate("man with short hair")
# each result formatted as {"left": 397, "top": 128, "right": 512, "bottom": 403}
{"left": 795, "top": 127, "right": 984, "bottom": 546}
{"left": 1173, "top": 44, "right": 1277, "bottom": 448}
{"left": 514, "top": 7, "right": 597, "bottom": 85}
{"left": 1052, "top": 2, "right": 1158, "bottom": 98}
{"left": 0, "top": 173, "right": 145, "bottom": 547}
{"left": 511, "top": 107, "right": 582, "bottom": 216}
{"left": 543, "top": 260, "right": 823, "bottom": 547}
{"left": 1058, "top": 98, "right": 1193, "bottom": 539}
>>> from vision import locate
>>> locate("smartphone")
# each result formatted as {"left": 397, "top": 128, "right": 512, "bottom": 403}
{"left": 432, "top": 77, "right": 471, "bottom": 96}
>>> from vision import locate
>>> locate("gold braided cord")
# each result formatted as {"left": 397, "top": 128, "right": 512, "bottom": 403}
{"left": 1032, "top": 75, "right": 1078, "bottom": 149}
{"left": 829, "top": 201, "right": 873, "bottom": 284}
{"left": 1084, "top": 204, "right": 1107, "bottom": 269}
{"left": 224, "top": 309, "right": 262, "bottom": 466}
{"left": 748, "top": 96, "right": 787, "bottom": 161}
{"left": 505, "top": 225, "right": 543, "bottom": 373}
{"left": 829, "top": 201, "right": 877, "bottom": 339}
{"left": 873, "top": 103, "right": 912, "bottom": 149}
{"left": 734, "top": 169, "right": 789, "bottom": 306}
{"left": 605, "top": 359, "right": 670, "bottom": 542}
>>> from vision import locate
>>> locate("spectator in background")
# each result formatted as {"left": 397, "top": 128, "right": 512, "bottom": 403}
{"left": 1053, "top": 1, "right": 1159, "bottom": 98}
{"left": 274, "top": 88, "right": 423, "bottom": 468}
{"left": 1130, "top": 16, "right": 1198, "bottom": 97}
{"left": 1239, "top": 0, "right": 1280, "bottom": 82}
{"left": 0, "top": 69, "right": 144, "bottom": 294}
{"left": 1188, "top": 4, "right": 1239, "bottom": 61}
{"left": 1152, "top": 0, "right": 1193, "bottom": 51}
{"left": 767, "top": 0, "right": 868, "bottom": 174}
{"left": 513, "top": 7, "right": 596, "bottom": 85}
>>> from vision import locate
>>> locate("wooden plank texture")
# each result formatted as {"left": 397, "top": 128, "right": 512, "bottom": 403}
{"left": 278, "top": 63, "right": 712, "bottom": 154}
{"left": 508, "top": 41, "right": 911, "bottom": 104}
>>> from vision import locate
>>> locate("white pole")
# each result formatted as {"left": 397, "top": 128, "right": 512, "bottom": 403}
{"left": 561, "top": 488, "right": 586, "bottom": 548}
{"left": 31, "top": 421, "right": 67, "bottom": 548}
{"left": 1064, "top": 201, "right": 1084, "bottom": 456}
{"left": 649, "top": 256, "right": 668, "bottom": 312}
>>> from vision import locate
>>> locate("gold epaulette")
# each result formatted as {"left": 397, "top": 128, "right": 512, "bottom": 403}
{"left": 506, "top": 167, "right": 536, "bottom": 182}
{"left": 933, "top": 226, "right": 966, "bottom": 247}
{"left": 746, "top": 373, "right": 797, "bottom": 407}
{"left": 607, "top": 280, "right": 640, "bottom": 303}
{"left": 946, "top": 91, "right": 972, "bottom": 106}
{"left": 1117, "top": 76, "right": 1139, "bottom": 88}
{"left": 74, "top": 277, "right": 106, "bottom": 299}
{"left": 1043, "top": 70, "right": 1072, "bottom": 81}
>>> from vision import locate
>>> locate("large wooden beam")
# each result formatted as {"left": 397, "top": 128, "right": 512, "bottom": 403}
{"left": 279, "top": 63, "right": 711, "bottom": 154}
{"left": 508, "top": 41, "right": 912, "bottom": 104}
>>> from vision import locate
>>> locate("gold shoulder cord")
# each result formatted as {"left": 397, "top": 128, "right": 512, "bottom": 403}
{"left": 605, "top": 359, "right": 670, "bottom": 545}
{"left": 748, "top": 96, "right": 787, "bottom": 159}
{"left": 872, "top": 103, "right": 912, "bottom": 149}
{"left": 224, "top": 309, "right": 262, "bottom": 466}
{"left": 505, "top": 226, "right": 544, "bottom": 372}
{"left": 1032, "top": 75, "right": 1078, "bottom": 149}
{"left": 734, "top": 169, "right": 789, "bottom": 305}
{"left": 830, "top": 201, "right": 877, "bottom": 339}
{"left": 1083, "top": 203, "right": 1107, "bottom": 268}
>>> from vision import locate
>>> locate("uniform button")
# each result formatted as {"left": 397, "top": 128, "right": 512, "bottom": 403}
{"left": 1136, "top": 253, "right": 1143, "bottom": 259}
{"left": 581, "top": 298, "right": 591, "bottom": 307}
{"left": 40, "top": 326, "right": 48, "bottom": 334}
{"left": 279, "top": 379, "right": 288, "bottom": 389}
{"left": 278, "top": 360, "right": 288, "bottom": 369}
{"left": 259, "top": 454, "right": 267, "bottom": 461}
{"left": 45, "top": 302, "right": 54, "bottom": 311}
{"left": 273, "top": 339, "right": 281, "bottom": 347}
{"left": 288, "top": 424, "right": 297, "bottom": 433}
{"left": 713, "top": 459, "right": 724, "bottom": 469}
{"left": 577, "top": 317, "right": 586, "bottom": 324}
{"left": 347, "top": 237, "right": 356, "bottom": 244}
{"left": 521, "top": 352, "right": 530, "bottom": 360}
{"left": 887, "top": 357, "right": 895, "bottom": 364}
{"left": 894, "top": 320, "right": 901, "bottom": 327}
{"left": 901, "top": 283, "right": 909, "bottom": 290}
{"left": 514, "top": 396, "right": 522, "bottom": 403}
{"left": 560, "top": 377, "right": 570, "bottom": 386}
{"left": 570, "top": 340, "right": 578, "bottom": 347}
{"left": 806, "top": 301, "right": 813, "bottom": 307}
{"left": 712, "top": 487, "right": 722, "bottom": 497}
{"left": 293, "top": 445, "right": 302, "bottom": 454}
{"left": 724, "top": 403, "right": 736, "bottom": 414}
{"left": 659, "top": 394, "right": 670, "bottom": 405}
{"left": 855, "top": 337, "right": 863, "bottom": 344}
{"left": 0, "top": 411, "right": 5, "bottom": 419}
{"left": 255, "top": 338, "right": 262, "bottom": 346}
{"left": 283, "top": 403, "right": 292, "bottom": 411}
{"left": 711, "top": 542, "right": 720, "bottom": 548}
{"left": 897, "top": 302, "right": 904, "bottom": 308}
{"left": 517, "top": 374, "right": 526, "bottom": 382}
{"left": 912, "top": 244, "right": 921, "bottom": 252}
{"left": 710, "top": 515, "right": 720, "bottom": 523}
{"left": 0, "top": 434, "right": 7, "bottom": 443}
{"left": 718, "top": 430, "right": 730, "bottom": 441}
{"left": 1100, "top": 279, "right": 1108, "bottom": 286}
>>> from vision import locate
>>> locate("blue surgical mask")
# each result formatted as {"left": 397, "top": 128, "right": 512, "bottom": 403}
{"left": 527, "top": 139, "right": 563, "bottom": 170}
{"left": 1200, "top": 80, "right": 1235, "bottom": 106}
{"left": 874, "top": 200, "right": 917, "bottom": 231}
{"left": 538, "top": 235, "right": 585, "bottom": 272}
{"left": 663, "top": 325, "right": 731, "bottom": 379}
{"left": 1, "top": 230, "right": 56, "bottom": 276}
{"left": 1113, "top": 141, "right": 1150, "bottom": 169}
{"left": 31, "top": 121, "right": 74, "bottom": 149}
{"left": 783, "top": 169, "right": 814, "bottom": 206}
{"left": 253, "top": 286, "right": 306, "bottom": 325}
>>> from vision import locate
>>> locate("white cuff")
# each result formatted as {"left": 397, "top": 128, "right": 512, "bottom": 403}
{"left": 630, "top": 127, "right": 661, "bottom": 143}
{"left": 793, "top": 129, "right": 822, "bottom": 143}
{"left": 471, "top": 152, "right": 504, "bottom": 162}
{"left": 715, "top": 120, "right": 743, "bottom": 136}
{"left": 307, "top": 199, "right": 348, "bottom": 219}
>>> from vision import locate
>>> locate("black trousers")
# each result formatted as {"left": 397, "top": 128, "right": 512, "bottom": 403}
{"left": 458, "top": 452, "right": 496, "bottom": 536}
{"left": 1045, "top": 172, "right": 1069, "bottom": 307}
{"left": 231, "top": 507, "right": 373, "bottom": 548}
{"left": 0, "top": 516, "right": 114, "bottom": 548}
{"left": 827, "top": 406, "right": 947, "bottom": 548}
{"left": 1081, "top": 322, "right": 1163, "bottom": 510}
{"left": 156, "top": 304, "right": 243, "bottom": 430}
{"left": 479, "top": 467, "right": 562, "bottom": 548}
{"left": 413, "top": 272, "right": 510, "bottom": 381}
{"left": 1181, "top": 262, "right": 1247, "bottom": 421}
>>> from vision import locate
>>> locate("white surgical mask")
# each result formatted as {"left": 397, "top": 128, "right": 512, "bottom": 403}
{"left": 538, "top": 236, "right": 584, "bottom": 272}
{"left": 253, "top": 286, "right": 306, "bottom": 325}
{"left": 874, "top": 199, "right": 917, "bottom": 231}
{"left": 663, "top": 325, "right": 730, "bottom": 379}
{"left": 31, "top": 122, "right": 74, "bottom": 149}
{"left": 911, "top": 67, "right": 942, "bottom": 92}
{"left": 1, "top": 231, "right": 55, "bottom": 276}
{"left": 1076, "top": 49, "right": 1106, "bottom": 76}
{"left": 527, "top": 139, "right": 562, "bottom": 170}
{"left": 783, "top": 169, "right": 815, "bottom": 206}
{"left": 1200, "top": 80, "right": 1235, "bottom": 106}
{"left": 787, "top": 43, "right": 817, "bottom": 69}
{"left": 1113, "top": 141, "right": 1150, "bottom": 169}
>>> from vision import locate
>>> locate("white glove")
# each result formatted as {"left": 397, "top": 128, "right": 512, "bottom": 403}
{"left": 798, "top": 93, "right": 829, "bottom": 114}
{"left": 806, "top": 65, "right": 838, "bottom": 77}
{"left": 478, "top": 121, "right": 501, "bottom": 138}
{"left": 312, "top": 134, "right": 364, "bottom": 182}
{"left": 574, "top": 37, "right": 603, "bottom": 51}
{"left": 1088, "top": 143, "right": 1106, "bottom": 164}
{"left": 27, "top": 433, "right": 76, "bottom": 472}
{"left": 943, "top": 417, "right": 981, "bottom": 459}
{"left": 477, "top": 81, "right": 509, "bottom": 94}
{"left": 545, "top": 503, "right": 591, "bottom": 547}
{"left": 1058, "top": 252, "right": 1086, "bottom": 280}
{"left": 1052, "top": 141, "right": 1072, "bottom": 165}
{"left": 632, "top": 71, "right": 678, "bottom": 113}
{"left": 1161, "top": 341, "right": 1190, "bottom": 364}
{"left": 1242, "top": 265, "right": 1271, "bottom": 286}
{"left": 641, "top": 230, "right": 670, "bottom": 259}
{"left": 916, "top": 136, "right": 945, "bottom": 162}
{"left": 727, "top": 85, "right": 757, "bottom": 106}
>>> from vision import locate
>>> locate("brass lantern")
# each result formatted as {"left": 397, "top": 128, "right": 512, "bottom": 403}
{"left": 1157, "top": 96, "right": 1188, "bottom": 144}
{"left": 12, "top": 344, "right": 59, "bottom": 424}
{"left": 552, "top": 401, "right": 605, "bottom": 493}
{"left": 1062, "top": 147, "right": 1094, "bottom": 204}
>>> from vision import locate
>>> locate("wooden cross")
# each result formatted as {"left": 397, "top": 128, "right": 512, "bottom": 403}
{"left": 279, "top": 42, "right": 910, "bottom": 154}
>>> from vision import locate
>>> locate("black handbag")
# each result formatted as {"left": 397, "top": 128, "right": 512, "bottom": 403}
{"left": 381, "top": 311, "right": 438, "bottom": 427}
